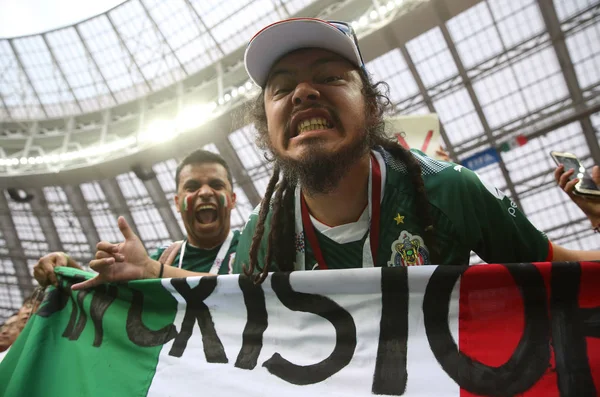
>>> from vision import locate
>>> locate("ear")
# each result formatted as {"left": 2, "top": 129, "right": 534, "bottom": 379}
{"left": 174, "top": 194, "right": 181, "bottom": 213}
{"left": 229, "top": 192, "right": 237, "bottom": 209}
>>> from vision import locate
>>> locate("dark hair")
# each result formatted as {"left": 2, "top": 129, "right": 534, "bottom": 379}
{"left": 245, "top": 68, "right": 439, "bottom": 283}
{"left": 1, "top": 312, "right": 19, "bottom": 328}
{"left": 175, "top": 149, "right": 234, "bottom": 189}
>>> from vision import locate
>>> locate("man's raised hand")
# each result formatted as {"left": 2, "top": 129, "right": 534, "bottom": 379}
{"left": 72, "top": 216, "right": 159, "bottom": 290}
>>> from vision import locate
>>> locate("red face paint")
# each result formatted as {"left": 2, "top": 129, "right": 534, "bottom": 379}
{"left": 185, "top": 194, "right": 195, "bottom": 216}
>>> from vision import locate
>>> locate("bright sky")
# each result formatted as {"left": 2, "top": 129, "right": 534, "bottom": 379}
{"left": 0, "top": 0, "right": 126, "bottom": 38}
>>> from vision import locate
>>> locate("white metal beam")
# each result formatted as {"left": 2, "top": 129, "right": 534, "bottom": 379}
{"left": 0, "top": 192, "right": 34, "bottom": 298}
{"left": 537, "top": 0, "right": 600, "bottom": 164}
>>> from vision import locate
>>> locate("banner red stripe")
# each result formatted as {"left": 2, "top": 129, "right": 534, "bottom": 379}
{"left": 577, "top": 261, "right": 600, "bottom": 393}
{"left": 459, "top": 264, "right": 557, "bottom": 397}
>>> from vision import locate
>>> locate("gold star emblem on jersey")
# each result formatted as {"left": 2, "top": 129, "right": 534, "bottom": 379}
{"left": 394, "top": 213, "right": 405, "bottom": 225}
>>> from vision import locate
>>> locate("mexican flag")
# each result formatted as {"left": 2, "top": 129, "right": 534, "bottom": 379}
{"left": 1, "top": 262, "right": 600, "bottom": 397}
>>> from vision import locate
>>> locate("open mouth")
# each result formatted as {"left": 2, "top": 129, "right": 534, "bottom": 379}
{"left": 195, "top": 204, "right": 218, "bottom": 224}
{"left": 294, "top": 117, "right": 334, "bottom": 137}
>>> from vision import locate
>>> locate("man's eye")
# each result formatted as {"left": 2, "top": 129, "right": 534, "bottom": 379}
{"left": 324, "top": 76, "right": 342, "bottom": 83}
{"left": 274, "top": 87, "right": 291, "bottom": 95}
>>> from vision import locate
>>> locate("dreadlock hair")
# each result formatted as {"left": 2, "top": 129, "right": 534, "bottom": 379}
{"left": 245, "top": 67, "right": 439, "bottom": 283}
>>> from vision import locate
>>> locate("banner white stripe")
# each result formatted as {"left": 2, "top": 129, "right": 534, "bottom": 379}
{"left": 148, "top": 268, "right": 461, "bottom": 396}
{"left": 405, "top": 266, "right": 460, "bottom": 396}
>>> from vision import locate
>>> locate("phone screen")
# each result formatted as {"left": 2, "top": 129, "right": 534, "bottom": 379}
{"left": 554, "top": 155, "right": 600, "bottom": 192}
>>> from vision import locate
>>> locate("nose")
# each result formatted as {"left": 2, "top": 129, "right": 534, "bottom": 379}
{"left": 292, "top": 82, "right": 320, "bottom": 106}
{"left": 198, "top": 184, "right": 214, "bottom": 199}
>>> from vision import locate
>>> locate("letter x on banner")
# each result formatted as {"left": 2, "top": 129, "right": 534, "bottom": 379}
{"left": 1, "top": 262, "right": 600, "bottom": 397}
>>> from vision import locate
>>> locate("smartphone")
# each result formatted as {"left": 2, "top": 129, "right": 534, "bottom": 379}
{"left": 550, "top": 151, "right": 600, "bottom": 198}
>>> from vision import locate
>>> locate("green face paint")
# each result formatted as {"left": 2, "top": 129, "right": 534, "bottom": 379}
{"left": 218, "top": 192, "right": 227, "bottom": 208}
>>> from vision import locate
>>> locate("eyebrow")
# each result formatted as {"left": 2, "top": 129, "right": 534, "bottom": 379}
{"left": 183, "top": 177, "right": 226, "bottom": 186}
{"left": 267, "top": 56, "right": 348, "bottom": 85}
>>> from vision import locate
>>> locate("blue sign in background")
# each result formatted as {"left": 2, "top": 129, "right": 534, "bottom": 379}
{"left": 461, "top": 147, "right": 500, "bottom": 171}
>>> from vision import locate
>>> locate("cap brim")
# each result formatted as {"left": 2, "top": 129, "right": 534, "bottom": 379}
{"left": 244, "top": 18, "right": 363, "bottom": 88}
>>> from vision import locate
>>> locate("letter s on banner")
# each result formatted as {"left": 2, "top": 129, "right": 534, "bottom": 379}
{"left": 262, "top": 272, "right": 357, "bottom": 385}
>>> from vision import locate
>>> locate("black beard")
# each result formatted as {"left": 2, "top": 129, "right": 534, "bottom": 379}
{"left": 274, "top": 132, "right": 370, "bottom": 195}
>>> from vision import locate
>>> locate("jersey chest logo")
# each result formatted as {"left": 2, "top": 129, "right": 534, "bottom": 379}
{"left": 388, "top": 230, "right": 430, "bottom": 267}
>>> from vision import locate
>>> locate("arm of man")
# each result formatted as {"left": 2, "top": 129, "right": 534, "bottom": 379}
{"left": 551, "top": 243, "right": 600, "bottom": 261}
{"left": 443, "top": 165, "right": 600, "bottom": 263}
{"left": 139, "top": 258, "right": 213, "bottom": 279}
{"left": 72, "top": 217, "right": 213, "bottom": 290}
{"left": 428, "top": 164, "right": 550, "bottom": 263}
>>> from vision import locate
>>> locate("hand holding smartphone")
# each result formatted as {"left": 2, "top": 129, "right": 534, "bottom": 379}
{"left": 550, "top": 151, "right": 600, "bottom": 199}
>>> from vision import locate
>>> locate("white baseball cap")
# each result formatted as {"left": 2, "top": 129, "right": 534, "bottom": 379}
{"left": 244, "top": 18, "right": 365, "bottom": 88}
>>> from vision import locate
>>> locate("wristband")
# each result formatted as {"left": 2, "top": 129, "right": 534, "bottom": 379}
{"left": 158, "top": 262, "right": 165, "bottom": 278}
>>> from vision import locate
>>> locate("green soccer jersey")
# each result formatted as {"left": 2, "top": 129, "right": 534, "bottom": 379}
{"left": 232, "top": 148, "right": 550, "bottom": 273}
{"left": 150, "top": 230, "right": 240, "bottom": 274}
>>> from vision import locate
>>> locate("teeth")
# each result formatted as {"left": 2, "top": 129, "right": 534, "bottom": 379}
{"left": 297, "top": 117, "right": 332, "bottom": 134}
{"left": 198, "top": 205, "right": 215, "bottom": 210}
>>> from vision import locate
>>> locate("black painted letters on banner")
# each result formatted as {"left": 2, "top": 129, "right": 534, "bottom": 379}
{"left": 423, "top": 264, "right": 550, "bottom": 397}
{"left": 235, "top": 275, "right": 268, "bottom": 370}
{"left": 263, "top": 272, "right": 357, "bottom": 385}
{"left": 169, "top": 277, "right": 228, "bottom": 363}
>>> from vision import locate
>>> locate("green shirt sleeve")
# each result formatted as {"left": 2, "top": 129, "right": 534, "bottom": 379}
{"left": 430, "top": 164, "right": 550, "bottom": 263}
{"left": 221, "top": 230, "right": 241, "bottom": 275}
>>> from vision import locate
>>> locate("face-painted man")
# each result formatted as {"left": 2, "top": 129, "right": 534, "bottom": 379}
{"left": 160, "top": 150, "right": 239, "bottom": 273}
{"left": 35, "top": 150, "right": 239, "bottom": 288}
{"left": 71, "top": 150, "right": 239, "bottom": 290}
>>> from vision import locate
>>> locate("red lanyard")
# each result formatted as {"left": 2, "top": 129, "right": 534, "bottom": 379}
{"left": 300, "top": 155, "right": 382, "bottom": 270}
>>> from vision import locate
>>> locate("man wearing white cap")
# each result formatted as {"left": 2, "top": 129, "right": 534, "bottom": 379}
{"left": 234, "top": 18, "right": 600, "bottom": 282}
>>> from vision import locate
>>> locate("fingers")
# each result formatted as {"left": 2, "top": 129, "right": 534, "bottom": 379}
{"left": 96, "top": 241, "right": 119, "bottom": 253}
{"left": 61, "top": 253, "right": 83, "bottom": 270}
{"left": 94, "top": 250, "right": 124, "bottom": 261}
{"left": 558, "top": 168, "right": 575, "bottom": 190}
{"left": 95, "top": 241, "right": 124, "bottom": 262}
{"left": 33, "top": 252, "right": 67, "bottom": 287}
{"left": 592, "top": 165, "right": 600, "bottom": 186}
{"left": 72, "top": 257, "right": 118, "bottom": 290}
{"left": 33, "top": 265, "right": 55, "bottom": 288}
{"left": 117, "top": 216, "right": 135, "bottom": 240}
{"left": 55, "top": 253, "right": 68, "bottom": 268}
{"left": 71, "top": 275, "right": 103, "bottom": 291}
{"left": 89, "top": 257, "right": 115, "bottom": 273}
{"left": 554, "top": 164, "right": 564, "bottom": 184}
{"left": 564, "top": 177, "right": 579, "bottom": 194}
{"left": 95, "top": 250, "right": 111, "bottom": 260}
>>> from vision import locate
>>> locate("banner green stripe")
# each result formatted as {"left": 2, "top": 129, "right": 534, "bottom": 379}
{"left": 0, "top": 268, "right": 178, "bottom": 397}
